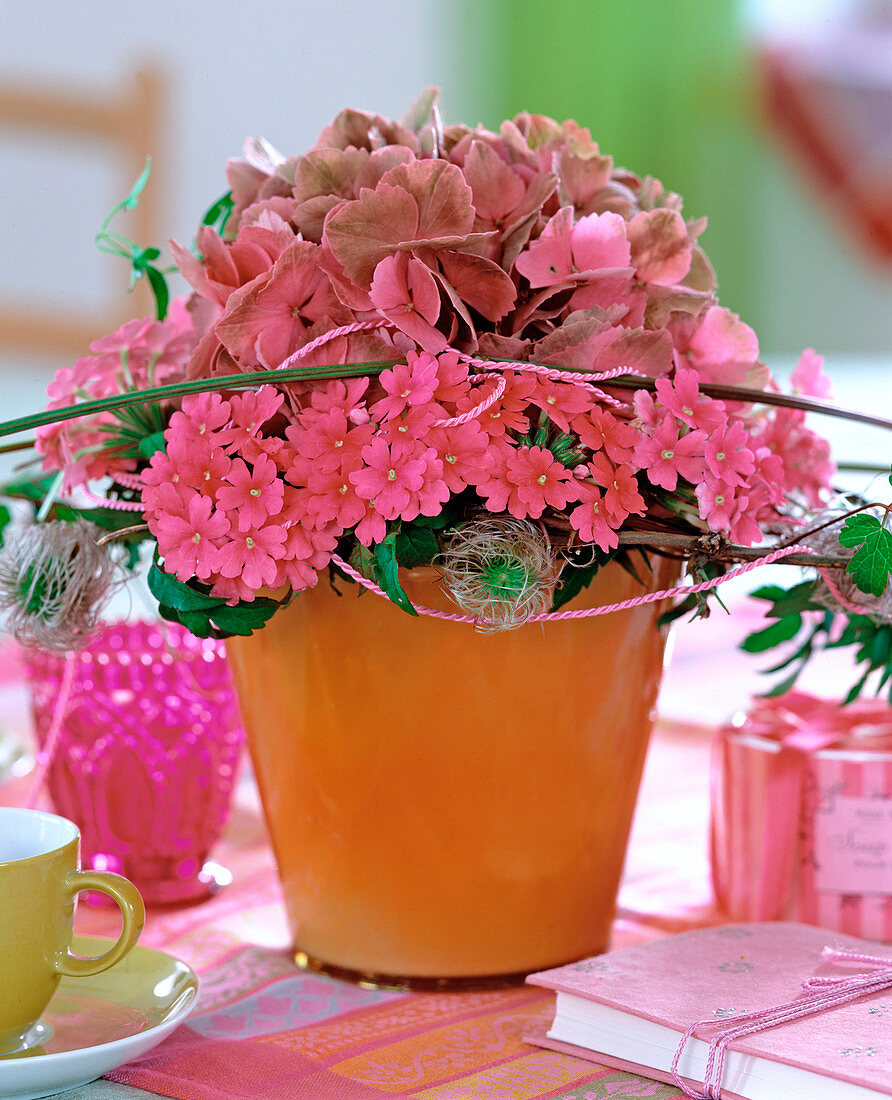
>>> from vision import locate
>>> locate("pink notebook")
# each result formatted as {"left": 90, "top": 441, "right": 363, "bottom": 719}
{"left": 527, "top": 923, "right": 892, "bottom": 1100}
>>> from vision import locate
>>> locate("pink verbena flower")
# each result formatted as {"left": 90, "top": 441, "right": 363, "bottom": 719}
{"left": 568, "top": 485, "right": 620, "bottom": 552}
{"left": 292, "top": 409, "right": 375, "bottom": 472}
{"left": 304, "top": 455, "right": 368, "bottom": 530}
{"left": 276, "top": 520, "right": 339, "bottom": 592}
{"left": 215, "top": 454, "right": 285, "bottom": 531}
{"left": 654, "top": 368, "right": 726, "bottom": 433}
{"left": 152, "top": 491, "right": 229, "bottom": 583}
{"left": 165, "top": 436, "right": 233, "bottom": 498}
{"left": 573, "top": 407, "right": 639, "bottom": 466}
{"left": 506, "top": 445, "right": 581, "bottom": 519}
{"left": 461, "top": 371, "right": 536, "bottom": 437}
{"left": 790, "top": 348, "right": 832, "bottom": 399}
{"left": 426, "top": 422, "right": 492, "bottom": 492}
{"left": 349, "top": 437, "right": 430, "bottom": 519}
{"left": 703, "top": 421, "right": 756, "bottom": 487}
{"left": 586, "top": 452, "right": 646, "bottom": 524}
{"left": 374, "top": 406, "right": 438, "bottom": 446}
{"left": 216, "top": 524, "right": 287, "bottom": 592}
{"left": 370, "top": 351, "right": 440, "bottom": 422}
{"left": 695, "top": 477, "right": 740, "bottom": 534}
{"left": 302, "top": 377, "right": 370, "bottom": 424}
{"left": 528, "top": 377, "right": 593, "bottom": 433}
{"left": 633, "top": 414, "right": 706, "bottom": 491}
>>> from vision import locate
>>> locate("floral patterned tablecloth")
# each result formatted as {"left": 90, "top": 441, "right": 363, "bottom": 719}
{"left": 0, "top": 639, "right": 718, "bottom": 1099}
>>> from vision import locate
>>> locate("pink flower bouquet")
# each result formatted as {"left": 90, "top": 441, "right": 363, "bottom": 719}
{"left": 0, "top": 90, "right": 882, "bottom": 644}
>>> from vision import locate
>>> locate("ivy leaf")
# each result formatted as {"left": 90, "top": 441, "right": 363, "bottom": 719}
{"left": 373, "top": 536, "right": 417, "bottom": 616}
{"left": 839, "top": 514, "right": 892, "bottom": 597}
{"left": 394, "top": 523, "right": 439, "bottom": 568}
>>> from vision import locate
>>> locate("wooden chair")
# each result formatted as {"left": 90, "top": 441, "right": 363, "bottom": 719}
{"left": 0, "top": 67, "right": 164, "bottom": 357}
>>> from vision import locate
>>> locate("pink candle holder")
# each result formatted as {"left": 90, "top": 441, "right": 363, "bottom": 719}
{"left": 25, "top": 620, "right": 246, "bottom": 905}
{"left": 710, "top": 690, "right": 892, "bottom": 941}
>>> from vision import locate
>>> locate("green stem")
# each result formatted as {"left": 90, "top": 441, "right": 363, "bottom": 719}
{"left": 0, "top": 360, "right": 397, "bottom": 441}
{"left": 3, "top": 356, "right": 892, "bottom": 444}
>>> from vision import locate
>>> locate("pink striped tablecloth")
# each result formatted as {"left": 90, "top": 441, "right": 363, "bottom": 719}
{"left": 1, "top": 637, "right": 718, "bottom": 1099}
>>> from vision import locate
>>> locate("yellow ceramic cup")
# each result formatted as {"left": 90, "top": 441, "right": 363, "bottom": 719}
{"left": 0, "top": 807, "right": 146, "bottom": 1054}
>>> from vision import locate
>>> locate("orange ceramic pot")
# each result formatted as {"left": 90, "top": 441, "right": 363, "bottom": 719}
{"left": 227, "top": 557, "right": 677, "bottom": 988}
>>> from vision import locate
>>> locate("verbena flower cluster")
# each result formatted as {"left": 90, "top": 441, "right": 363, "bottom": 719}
{"left": 35, "top": 94, "right": 834, "bottom": 611}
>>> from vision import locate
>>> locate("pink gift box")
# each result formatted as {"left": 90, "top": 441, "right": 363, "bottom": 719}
{"left": 710, "top": 691, "right": 892, "bottom": 940}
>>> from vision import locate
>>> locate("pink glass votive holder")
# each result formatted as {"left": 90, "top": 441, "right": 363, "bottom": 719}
{"left": 710, "top": 691, "right": 892, "bottom": 941}
{"left": 25, "top": 620, "right": 246, "bottom": 905}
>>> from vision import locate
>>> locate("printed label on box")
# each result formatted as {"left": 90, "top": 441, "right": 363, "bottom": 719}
{"left": 814, "top": 795, "right": 892, "bottom": 895}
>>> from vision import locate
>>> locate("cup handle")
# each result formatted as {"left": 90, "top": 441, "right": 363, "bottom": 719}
{"left": 56, "top": 870, "right": 146, "bottom": 978}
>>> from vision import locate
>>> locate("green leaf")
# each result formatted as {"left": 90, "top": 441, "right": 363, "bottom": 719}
{"left": 138, "top": 431, "right": 167, "bottom": 459}
{"left": 201, "top": 191, "right": 234, "bottom": 232}
{"left": 870, "top": 626, "right": 892, "bottom": 669}
{"left": 147, "top": 563, "right": 223, "bottom": 612}
{"left": 204, "top": 599, "right": 279, "bottom": 636}
{"left": 394, "top": 524, "right": 439, "bottom": 568}
{"left": 373, "top": 536, "right": 417, "bottom": 616}
{"left": 0, "top": 504, "right": 11, "bottom": 544}
{"left": 839, "top": 513, "right": 892, "bottom": 597}
{"left": 741, "top": 614, "right": 803, "bottom": 653}
{"left": 145, "top": 265, "right": 169, "bottom": 321}
{"left": 347, "top": 540, "right": 376, "bottom": 582}
{"left": 749, "top": 584, "right": 790, "bottom": 604}
{"left": 760, "top": 665, "right": 808, "bottom": 697}
{"left": 157, "top": 603, "right": 216, "bottom": 638}
{"left": 551, "top": 547, "right": 615, "bottom": 612}
{"left": 410, "top": 496, "right": 465, "bottom": 531}
{"left": 747, "top": 576, "right": 818, "bottom": 620}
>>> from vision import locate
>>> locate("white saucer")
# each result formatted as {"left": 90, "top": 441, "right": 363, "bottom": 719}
{"left": 0, "top": 934, "right": 199, "bottom": 1100}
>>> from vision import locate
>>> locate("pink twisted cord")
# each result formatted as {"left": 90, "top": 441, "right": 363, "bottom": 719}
{"left": 460, "top": 357, "right": 643, "bottom": 388}
{"left": 330, "top": 544, "right": 816, "bottom": 628}
{"left": 111, "top": 472, "right": 146, "bottom": 491}
{"left": 432, "top": 374, "right": 507, "bottom": 427}
{"left": 818, "top": 566, "right": 871, "bottom": 616}
{"left": 78, "top": 488, "right": 144, "bottom": 511}
{"left": 276, "top": 319, "right": 391, "bottom": 371}
{"left": 25, "top": 652, "right": 76, "bottom": 808}
{"left": 671, "top": 947, "right": 892, "bottom": 1099}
